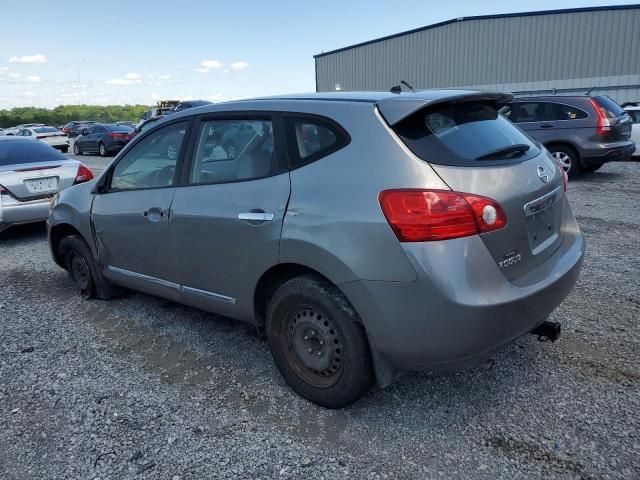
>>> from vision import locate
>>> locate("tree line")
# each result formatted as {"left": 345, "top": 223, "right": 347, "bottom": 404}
{"left": 0, "top": 104, "right": 151, "bottom": 128}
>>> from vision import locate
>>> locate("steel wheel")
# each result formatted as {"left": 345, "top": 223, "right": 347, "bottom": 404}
{"left": 73, "top": 142, "right": 81, "bottom": 155}
{"left": 284, "top": 307, "right": 344, "bottom": 388}
{"left": 167, "top": 144, "right": 178, "bottom": 160}
{"left": 69, "top": 250, "right": 92, "bottom": 297}
{"left": 99, "top": 143, "right": 107, "bottom": 157}
{"left": 552, "top": 151, "right": 572, "bottom": 172}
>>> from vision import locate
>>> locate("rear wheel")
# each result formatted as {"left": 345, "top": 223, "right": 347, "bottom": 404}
{"left": 266, "top": 274, "right": 374, "bottom": 408}
{"left": 59, "top": 235, "right": 121, "bottom": 300}
{"left": 73, "top": 142, "right": 81, "bottom": 155}
{"left": 582, "top": 162, "right": 604, "bottom": 173}
{"left": 549, "top": 146, "right": 579, "bottom": 179}
{"left": 99, "top": 143, "right": 107, "bottom": 157}
{"left": 61, "top": 146, "right": 69, "bottom": 153}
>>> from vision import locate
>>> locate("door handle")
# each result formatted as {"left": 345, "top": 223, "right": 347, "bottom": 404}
{"left": 238, "top": 212, "right": 274, "bottom": 222}
{"left": 539, "top": 124, "right": 555, "bottom": 129}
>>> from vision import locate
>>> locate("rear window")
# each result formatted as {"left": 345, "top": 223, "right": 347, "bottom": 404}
{"left": 0, "top": 139, "right": 67, "bottom": 166}
{"left": 106, "top": 124, "right": 133, "bottom": 131}
{"left": 592, "top": 96, "right": 625, "bottom": 118}
{"left": 33, "top": 127, "right": 60, "bottom": 133}
{"left": 394, "top": 102, "right": 541, "bottom": 167}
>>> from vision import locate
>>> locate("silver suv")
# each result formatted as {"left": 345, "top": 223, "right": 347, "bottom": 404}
{"left": 502, "top": 95, "right": 634, "bottom": 177}
{"left": 48, "top": 91, "right": 585, "bottom": 408}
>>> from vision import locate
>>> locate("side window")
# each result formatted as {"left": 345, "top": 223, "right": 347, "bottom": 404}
{"left": 283, "top": 116, "right": 349, "bottom": 168}
{"left": 510, "top": 102, "right": 555, "bottom": 123}
{"left": 499, "top": 105, "right": 512, "bottom": 120}
{"left": 110, "top": 121, "right": 188, "bottom": 190}
{"left": 189, "top": 118, "right": 276, "bottom": 184}
{"left": 556, "top": 104, "right": 588, "bottom": 121}
{"left": 628, "top": 111, "right": 640, "bottom": 124}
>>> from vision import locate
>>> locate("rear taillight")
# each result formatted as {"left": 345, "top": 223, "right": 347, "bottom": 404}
{"left": 379, "top": 189, "right": 507, "bottom": 242}
{"left": 107, "top": 132, "right": 127, "bottom": 139}
{"left": 74, "top": 164, "right": 94, "bottom": 184}
{"left": 590, "top": 98, "right": 611, "bottom": 136}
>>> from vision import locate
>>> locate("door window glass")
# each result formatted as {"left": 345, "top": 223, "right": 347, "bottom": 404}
{"left": 110, "top": 121, "right": 188, "bottom": 190}
{"left": 189, "top": 118, "right": 275, "bottom": 184}
{"left": 283, "top": 116, "right": 349, "bottom": 167}
{"left": 556, "top": 104, "right": 588, "bottom": 120}
{"left": 510, "top": 102, "right": 555, "bottom": 123}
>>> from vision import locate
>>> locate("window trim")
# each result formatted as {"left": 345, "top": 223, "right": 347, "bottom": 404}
{"left": 99, "top": 118, "right": 193, "bottom": 194}
{"left": 282, "top": 112, "right": 351, "bottom": 169}
{"left": 179, "top": 111, "right": 288, "bottom": 187}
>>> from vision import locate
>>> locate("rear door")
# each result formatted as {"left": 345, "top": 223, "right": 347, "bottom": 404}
{"left": 387, "top": 100, "right": 565, "bottom": 281}
{"left": 508, "top": 101, "right": 557, "bottom": 144}
{"left": 169, "top": 114, "right": 290, "bottom": 319}
{"left": 91, "top": 120, "right": 190, "bottom": 298}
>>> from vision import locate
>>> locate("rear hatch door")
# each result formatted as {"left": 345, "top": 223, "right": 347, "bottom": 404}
{"left": 382, "top": 97, "right": 566, "bottom": 281}
{"left": 592, "top": 95, "right": 633, "bottom": 140}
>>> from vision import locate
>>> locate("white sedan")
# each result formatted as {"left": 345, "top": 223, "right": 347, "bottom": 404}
{"left": 2, "top": 123, "right": 45, "bottom": 136}
{"left": 15, "top": 126, "right": 70, "bottom": 153}
{"left": 624, "top": 106, "right": 640, "bottom": 156}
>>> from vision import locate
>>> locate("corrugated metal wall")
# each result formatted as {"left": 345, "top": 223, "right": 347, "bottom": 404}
{"left": 315, "top": 7, "right": 640, "bottom": 103}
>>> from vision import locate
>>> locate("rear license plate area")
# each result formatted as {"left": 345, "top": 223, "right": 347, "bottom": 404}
{"left": 524, "top": 186, "right": 563, "bottom": 255}
{"left": 25, "top": 176, "right": 59, "bottom": 194}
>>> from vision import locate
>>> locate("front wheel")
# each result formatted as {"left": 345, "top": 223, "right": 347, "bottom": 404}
{"left": 550, "top": 146, "right": 580, "bottom": 179}
{"left": 99, "top": 143, "right": 107, "bottom": 157}
{"left": 73, "top": 143, "right": 81, "bottom": 155}
{"left": 59, "top": 235, "right": 122, "bottom": 300}
{"left": 266, "top": 274, "right": 374, "bottom": 408}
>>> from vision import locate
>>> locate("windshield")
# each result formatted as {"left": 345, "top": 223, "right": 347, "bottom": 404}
{"left": 33, "top": 127, "right": 60, "bottom": 133}
{"left": 0, "top": 140, "right": 67, "bottom": 166}
{"left": 393, "top": 102, "right": 541, "bottom": 167}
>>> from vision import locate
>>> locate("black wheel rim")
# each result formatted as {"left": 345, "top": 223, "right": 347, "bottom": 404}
{"left": 69, "top": 251, "right": 91, "bottom": 293}
{"left": 284, "top": 307, "right": 344, "bottom": 388}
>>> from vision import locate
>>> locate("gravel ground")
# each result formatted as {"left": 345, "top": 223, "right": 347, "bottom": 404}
{"left": 1, "top": 161, "right": 639, "bottom": 479}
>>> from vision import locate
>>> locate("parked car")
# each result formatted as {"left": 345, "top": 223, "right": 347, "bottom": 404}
{"left": 3, "top": 123, "right": 45, "bottom": 136}
{"left": 73, "top": 123, "right": 134, "bottom": 157}
{"left": 63, "top": 121, "right": 98, "bottom": 138}
{"left": 139, "top": 101, "right": 180, "bottom": 126}
{"left": 172, "top": 100, "right": 213, "bottom": 113}
{"left": 0, "top": 137, "right": 93, "bottom": 233}
{"left": 622, "top": 103, "right": 640, "bottom": 156}
{"left": 16, "top": 126, "right": 70, "bottom": 152}
{"left": 48, "top": 90, "right": 585, "bottom": 408}
{"left": 501, "top": 95, "right": 634, "bottom": 177}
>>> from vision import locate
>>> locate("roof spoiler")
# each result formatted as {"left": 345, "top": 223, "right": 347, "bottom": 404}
{"left": 376, "top": 91, "right": 513, "bottom": 126}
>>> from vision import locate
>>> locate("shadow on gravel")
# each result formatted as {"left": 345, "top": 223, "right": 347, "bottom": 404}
{"left": 0, "top": 222, "right": 47, "bottom": 242}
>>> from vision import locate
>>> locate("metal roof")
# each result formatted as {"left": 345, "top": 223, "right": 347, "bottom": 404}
{"left": 314, "top": 4, "right": 640, "bottom": 59}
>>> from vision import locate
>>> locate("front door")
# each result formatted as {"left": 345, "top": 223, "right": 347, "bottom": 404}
{"left": 169, "top": 115, "right": 290, "bottom": 320}
{"left": 92, "top": 120, "right": 190, "bottom": 299}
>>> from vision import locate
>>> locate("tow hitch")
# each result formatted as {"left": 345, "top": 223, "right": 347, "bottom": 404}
{"left": 530, "top": 321, "right": 561, "bottom": 342}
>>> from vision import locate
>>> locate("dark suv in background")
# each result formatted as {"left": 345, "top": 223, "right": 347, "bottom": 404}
{"left": 502, "top": 95, "right": 634, "bottom": 177}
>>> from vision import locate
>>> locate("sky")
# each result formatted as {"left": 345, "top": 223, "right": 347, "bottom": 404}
{"left": 0, "top": 0, "right": 637, "bottom": 109}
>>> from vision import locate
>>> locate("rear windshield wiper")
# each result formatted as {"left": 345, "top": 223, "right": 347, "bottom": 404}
{"left": 475, "top": 144, "right": 530, "bottom": 161}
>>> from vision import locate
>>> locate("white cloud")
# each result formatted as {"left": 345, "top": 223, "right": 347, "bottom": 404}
{"left": 20, "top": 91, "right": 36, "bottom": 97}
{"left": 106, "top": 77, "right": 142, "bottom": 85}
{"left": 230, "top": 61, "right": 249, "bottom": 70}
{"left": 125, "top": 72, "right": 142, "bottom": 80}
{"left": 8, "top": 72, "right": 20, "bottom": 79}
{"left": 0, "top": 66, "right": 7, "bottom": 72}
{"left": 9, "top": 54, "right": 48, "bottom": 64}
{"left": 197, "top": 60, "right": 223, "bottom": 73}
{"left": 158, "top": 74, "right": 172, "bottom": 80}
{"left": 150, "top": 92, "right": 161, "bottom": 100}
{"left": 26, "top": 75, "right": 42, "bottom": 82}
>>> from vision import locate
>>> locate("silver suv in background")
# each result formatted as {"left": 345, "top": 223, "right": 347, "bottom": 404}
{"left": 502, "top": 95, "right": 634, "bottom": 177}
{"left": 48, "top": 91, "right": 585, "bottom": 408}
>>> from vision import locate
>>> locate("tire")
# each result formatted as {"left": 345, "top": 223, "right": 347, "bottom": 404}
{"left": 99, "top": 143, "right": 107, "bottom": 157}
{"left": 59, "top": 235, "right": 121, "bottom": 300}
{"left": 61, "top": 146, "right": 69, "bottom": 153}
{"left": 582, "top": 162, "right": 604, "bottom": 173}
{"left": 73, "top": 142, "right": 81, "bottom": 155}
{"left": 266, "top": 274, "right": 374, "bottom": 408}
{"left": 549, "top": 146, "right": 580, "bottom": 179}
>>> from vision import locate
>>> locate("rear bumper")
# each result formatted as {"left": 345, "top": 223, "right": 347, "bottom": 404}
{"left": 582, "top": 142, "right": 635, "bottom": 165}
{"left": 341, "top": 199, "right": 585, "bottom": 371}
{"left": 0, "top": 194, "right": 50, "bottom": 230}
{"left": 106, "top": 140, "right": 127, "bottom": 153}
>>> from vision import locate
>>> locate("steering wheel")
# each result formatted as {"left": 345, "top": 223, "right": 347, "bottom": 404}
{"left": 154, "top": 165, "right": 175, "bottom": 186}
